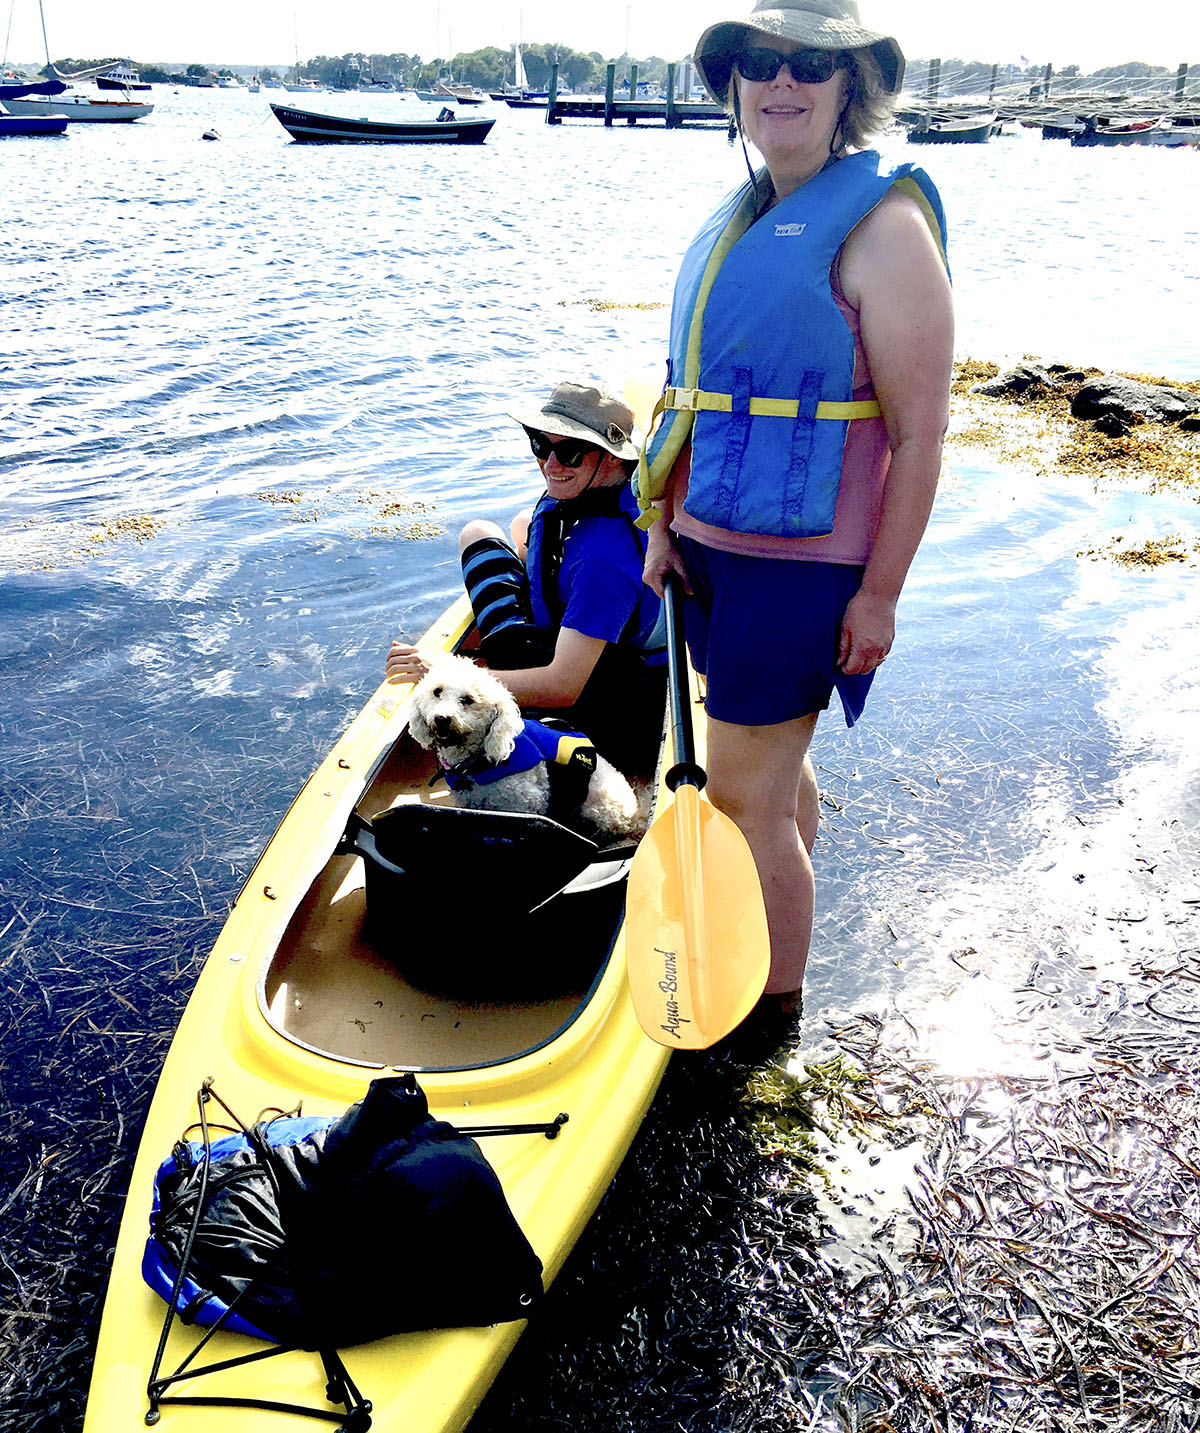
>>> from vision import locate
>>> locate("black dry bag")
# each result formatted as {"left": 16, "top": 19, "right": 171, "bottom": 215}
{"left": 145, "top": 1073, "right": 546, "bottom": 1349}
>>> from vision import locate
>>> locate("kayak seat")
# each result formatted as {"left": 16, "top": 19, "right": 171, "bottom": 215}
{"left": 337, "top": 805, "right": 636, "bottom": 997}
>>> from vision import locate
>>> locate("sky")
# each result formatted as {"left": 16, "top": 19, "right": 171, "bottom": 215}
{"left": 4, "top": 0, "right": 1197, "bottom": 76}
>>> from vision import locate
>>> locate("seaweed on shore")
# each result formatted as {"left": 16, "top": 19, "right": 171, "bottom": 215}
{"left": 1078, "top": 533, "right": 1200, "bottom": 567}
{"left": 947, "top": 357, "right": 1200, "bottom": 505}
{"left": 470, "top": 811, "right": 1200, "bottom": 1432}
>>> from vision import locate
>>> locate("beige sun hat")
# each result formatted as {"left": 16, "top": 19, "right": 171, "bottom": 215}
{"left": 507, "top": 381, "right": 642, "bottom": 462}
{"left": 693, "top": 0, "right": 905, "bottom": 104}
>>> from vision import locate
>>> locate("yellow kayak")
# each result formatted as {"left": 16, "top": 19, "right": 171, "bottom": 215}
{"left": 82, "top": 595, "right": 676, "bottom": 1433}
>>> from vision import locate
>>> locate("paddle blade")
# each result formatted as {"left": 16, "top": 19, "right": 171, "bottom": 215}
{"left": 626, "top": 788, "right": 770, "bottom": 1049}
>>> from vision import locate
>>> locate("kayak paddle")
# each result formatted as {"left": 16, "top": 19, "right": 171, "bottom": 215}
{"left": 626, "top": 573, "right": 770, "bottom": 1048}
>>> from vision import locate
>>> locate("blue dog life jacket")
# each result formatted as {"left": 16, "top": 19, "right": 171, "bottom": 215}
{"left": 636, "top": 150, "right": 949, "bottom": 540}
{"left": 439, "top": 718, "right": 598, "bottom": 827}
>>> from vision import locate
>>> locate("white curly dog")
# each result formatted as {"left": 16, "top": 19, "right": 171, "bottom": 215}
{"left": 408, "top": 654, "right": 640, "bottom": 839}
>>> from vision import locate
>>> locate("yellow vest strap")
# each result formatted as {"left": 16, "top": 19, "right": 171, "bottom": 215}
{"left": 664, "top": 386, "right": 882, "bottom": 421}
{"left": 552, "top": 733, "right": 597, "bottom": 770}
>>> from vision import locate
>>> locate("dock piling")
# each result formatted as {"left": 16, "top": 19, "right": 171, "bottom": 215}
{"left": 541, "top": 60, "right": 727, "bottom": 128}
{"left": 547, "top": 62, "right": 560, "bottom": 124}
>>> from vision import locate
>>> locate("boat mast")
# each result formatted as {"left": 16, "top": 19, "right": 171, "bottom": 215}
{"left": 38, "top": 0, "right": 53, "bottom": 75}
{"left": 514, "top": 7, "right": 526, "bottom": 92}
{"left": 2, "top": 0, "right": 15, "bottom": 69}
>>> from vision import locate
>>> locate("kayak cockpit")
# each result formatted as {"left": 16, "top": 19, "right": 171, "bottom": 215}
{"left": 260, "top": 727, "right": 636, "bottom": 1071}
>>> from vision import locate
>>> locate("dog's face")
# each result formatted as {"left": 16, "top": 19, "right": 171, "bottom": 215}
{"left": 408, "top": 655, "right": 523, "bottom": 766}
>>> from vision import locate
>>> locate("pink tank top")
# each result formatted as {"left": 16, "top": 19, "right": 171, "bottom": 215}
{"left": 669, "top": 286, "right": 890, "bottom": 565}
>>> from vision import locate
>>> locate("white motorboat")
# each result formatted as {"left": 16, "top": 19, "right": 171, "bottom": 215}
{"left": 97, "top": 63, "right": 150, "bottom": 91}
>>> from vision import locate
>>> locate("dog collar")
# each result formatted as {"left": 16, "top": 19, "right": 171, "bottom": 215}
{"left": 436, "top": 750, "right": 490, "bottom": 791}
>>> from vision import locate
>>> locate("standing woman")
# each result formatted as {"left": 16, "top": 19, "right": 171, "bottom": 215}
{"left": 640, "top": 0, "right": 953, "bottom": 1005}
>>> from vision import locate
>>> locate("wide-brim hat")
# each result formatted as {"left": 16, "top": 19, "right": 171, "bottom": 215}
{"left": 694, "top": 0, "right": 905, "bottom": 105}
{"left": 507, "top": 381, "right": 642, "bottom": 462}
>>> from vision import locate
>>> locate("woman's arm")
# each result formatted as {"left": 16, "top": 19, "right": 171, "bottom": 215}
{"left": 642, "top": 443, "right": 693, "bottom": 598}
{"left": 835, "top": 189, "right": 954, "bottom": 675}
{"left": 492, "top": 627, "right": 605, "bottom": 707}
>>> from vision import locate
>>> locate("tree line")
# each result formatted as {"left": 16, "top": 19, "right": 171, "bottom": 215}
{"left": 301, "top": 46, "right": 670, "bottom": 92}
{"left": 912, "top": 57, "right": 1197, "bottom": 90}
{"left": 36, "top": 45, "right": 672, "bottom": 92}
{"left": 35, "top": 50, "right": 1195, "bottom": 96}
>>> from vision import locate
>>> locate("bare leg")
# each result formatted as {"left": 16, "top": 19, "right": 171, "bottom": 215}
{"left": 459, "top": 518, "right": 507, "bottom": 552}
{"left": 509, "top": 508, "right": 532, "bottom": 559}
{"left": 704, "top": 712, "right": 820, "bottom": 996}
{"left": 797, "top": 753, "right": 819, "bottom": 855}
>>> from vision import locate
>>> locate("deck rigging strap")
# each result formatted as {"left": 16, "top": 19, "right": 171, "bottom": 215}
{"left": 145, "top": 1080, "right": 375, "bottom": 1429}
{"left": 144, "top": 1078, "right": 565, "bottom": 1428}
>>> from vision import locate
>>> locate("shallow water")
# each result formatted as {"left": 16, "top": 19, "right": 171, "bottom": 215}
{"left": 5, "top": 89, "right": 1199, "bottom": 1010}
{"left": 3, "top": 86, "right": 1200, "bottom": 1430}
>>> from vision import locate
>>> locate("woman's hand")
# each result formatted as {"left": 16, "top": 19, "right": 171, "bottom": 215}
{"left": 838, "top": 589, "right": 896, "bottom": 675}
{"left": 642, "top": 521, "right": 689, "bottom": 600}
{"left": 384, "top": 642, "right": 432, "bottom": 685}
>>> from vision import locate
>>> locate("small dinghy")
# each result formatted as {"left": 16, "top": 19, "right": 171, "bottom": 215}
{"left": 270, "top": 102, "right": 496, "bottom": 144}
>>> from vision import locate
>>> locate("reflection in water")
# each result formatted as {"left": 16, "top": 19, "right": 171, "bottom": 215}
{"left": 906, "top": 978, "right": 1029, "bottom": 1079}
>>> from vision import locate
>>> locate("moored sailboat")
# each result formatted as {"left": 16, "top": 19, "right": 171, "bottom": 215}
{"left": 0, "top": 75, "right": 152, "bottom": 120}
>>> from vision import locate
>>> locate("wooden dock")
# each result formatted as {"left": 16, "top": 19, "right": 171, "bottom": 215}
{"left": 545, "top": 62, "right": 729, "bottom": 129}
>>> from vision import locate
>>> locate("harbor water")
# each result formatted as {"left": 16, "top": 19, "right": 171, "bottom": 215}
{"left": 3, "top": 86, "right": 1200, "bottom": 1430}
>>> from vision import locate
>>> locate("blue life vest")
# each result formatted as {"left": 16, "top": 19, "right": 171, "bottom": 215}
{"left": 636, "top": 151, "right": 948, "bottom": 540}
{"left": 526, "top": 483, "right": 664, "bottom": 654}
{"left": 439, "top": 717, "right": 599, "bottom": 828}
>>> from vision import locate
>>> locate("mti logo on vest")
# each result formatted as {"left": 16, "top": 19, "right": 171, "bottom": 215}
{"left": 774, "top": 222, "right": 807, "bottom": 236}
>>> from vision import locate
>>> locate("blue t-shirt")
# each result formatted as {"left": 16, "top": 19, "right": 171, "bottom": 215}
{"left": 528, "top": 484, "right": 665, "bottom": 660}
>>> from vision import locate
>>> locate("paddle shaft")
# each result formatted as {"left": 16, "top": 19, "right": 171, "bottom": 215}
{"left": 663, "top": 574, "right": 706, "bottom": 795}
{"left": 662, "top": 574, "right": 711, "bottom": 1029}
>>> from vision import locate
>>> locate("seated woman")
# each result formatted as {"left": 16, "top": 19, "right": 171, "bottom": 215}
{"left": 386, "top": 381, "right": 666, "bottom": 776}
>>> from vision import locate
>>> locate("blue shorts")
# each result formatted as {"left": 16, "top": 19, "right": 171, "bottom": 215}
{"left": 677, "top": 535, "right": 875, "bottom": 728}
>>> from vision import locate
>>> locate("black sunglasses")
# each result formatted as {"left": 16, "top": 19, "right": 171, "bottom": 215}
{"left": 734, "top": 46, "right": 846, "bottom": 84}
{"left": 525, "top": 428, "right": 601, "bottom": 468}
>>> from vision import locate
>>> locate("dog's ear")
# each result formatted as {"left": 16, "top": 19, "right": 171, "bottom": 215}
{"left": 407, "top": 685, "right": 433, "bottom": 749}
{"left": 483, "top": 698, "right": 522, "bottom": 765}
